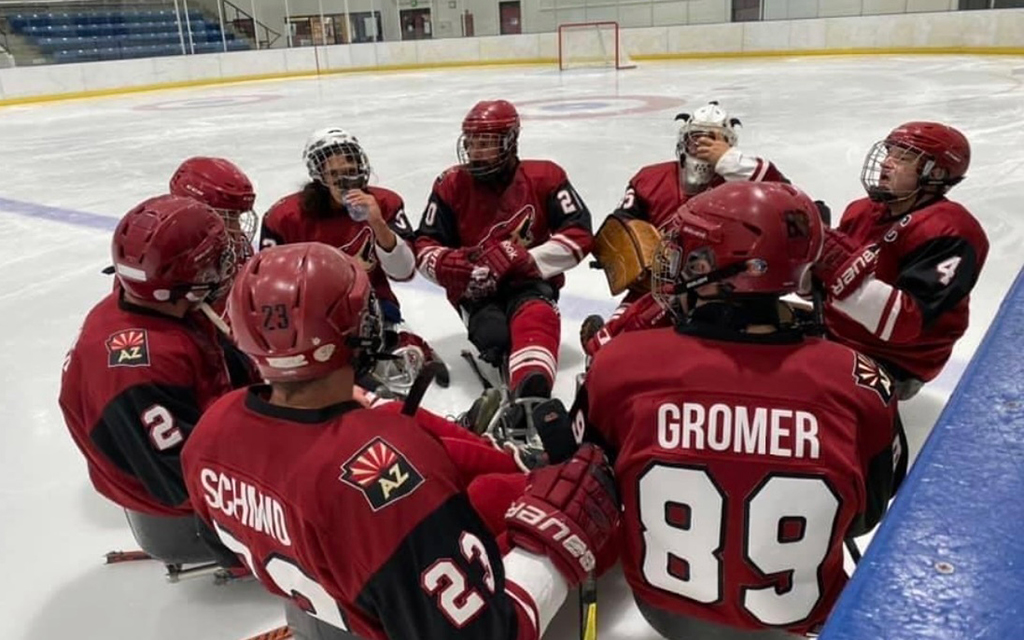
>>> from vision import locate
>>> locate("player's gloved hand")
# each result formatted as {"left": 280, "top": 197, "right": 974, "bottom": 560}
{"left": 430, "top": 248, "right": 497, "bottom": 301}
{"left": 812, "top": 228, "right": 877, "bottom": 299}
{"left": 476, "top": 239, "right": 539, "bottom": 282}
{"left": 583, "top": 293, "right": 668, "bottom": 357}
{"left": 505, "top": 444, "right": 620, "bottom": 585}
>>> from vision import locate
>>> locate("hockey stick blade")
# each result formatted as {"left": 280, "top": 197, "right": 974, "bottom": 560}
{"left": 241, "top": 624, "right": 293, "bottom": 640}
{"left": 461, "top": 349, "right": 494, "bottom": 390}
{"left": 105, "top": 550, "right": 154, "bottom": 564}
{"left": 401, "top": 360, "right": 448, "bottom": 416}
{"left": 844, "top": 537, "right": 862, "bottom": 564}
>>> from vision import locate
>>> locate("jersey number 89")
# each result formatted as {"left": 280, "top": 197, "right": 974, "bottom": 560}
{"left": 638, "top": 464, "right": 841, "bottom": 626}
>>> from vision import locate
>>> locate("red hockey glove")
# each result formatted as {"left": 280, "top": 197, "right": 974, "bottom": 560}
{"left": 812, "top": 228, "right": 879, "bottom": 300}
{"left": 431, "top": 248, "right": 498, "bottom": 301}
{"left": 505, "top": 444, "right": 620, "bottom": 585}
{"left": 476, "top": 240, "right": 539, "bottom": 282}
{"left": 583, "top": 293, "right": 669, "bottom": 357}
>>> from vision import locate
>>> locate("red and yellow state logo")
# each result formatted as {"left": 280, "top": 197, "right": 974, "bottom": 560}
{"left": 339, "top": 437, "right": 424, "bottom": 511}
{"left": 852, "top": 353, "right": 894, "bottom": 405}
{"left": 106, "top": 329, "right": 150, "bottom": 368}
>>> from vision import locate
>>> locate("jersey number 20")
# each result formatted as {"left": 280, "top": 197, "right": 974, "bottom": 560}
{"left": 638, "top": 465, "right": 841, "bottom": 626}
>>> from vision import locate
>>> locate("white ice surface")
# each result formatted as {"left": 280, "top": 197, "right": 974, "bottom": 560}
{"left": 1, "top": 54, "right": 1022, "bottom": 639}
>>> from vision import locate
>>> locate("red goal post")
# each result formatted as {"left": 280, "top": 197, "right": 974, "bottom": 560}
{"left": 557, "top": 21, "right": 636, "bottom": 71}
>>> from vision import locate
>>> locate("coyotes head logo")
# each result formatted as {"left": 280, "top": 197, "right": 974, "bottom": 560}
{"left": 852, "top": 353, "right": 894, "bottom": 405}
{"left": 477, "top": 205, "right": 536, "bottom": 250}
{"left": 106, "top": 329, "right": 150, "bottom": 368}
{"left": 339, "top": 437, "right": 424, "bottom": 511}
{"left": 340, "top": 227, "right": 377, "bottom": 273}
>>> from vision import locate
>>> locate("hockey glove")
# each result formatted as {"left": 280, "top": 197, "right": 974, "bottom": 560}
{"left": 429, "top": 248, "right": 498, "bottom": 301}
{"left": 505, "top": 444, "right": 620, "bottom": 585}
{"left": 812, "top": 228, "right": 878, "bottom": 300}
{"left": 583, "top": 293, "right": 669, "bottom": 358}
{"left": 476, "top": 239, "right": 539, "bottom": 282}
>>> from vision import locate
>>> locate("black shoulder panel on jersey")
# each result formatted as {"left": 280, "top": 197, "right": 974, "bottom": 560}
{"left": 570, "top": 384, "right": 617, "bottom": 465}
{"left": 355, "top": 493, "right": 519, "bottom": 640}
{"left": 389, "top": 206, "right": 416, "bottom": 241}
{"left": 93, "top": 383, "right": 202, "bottom": 508}
{"left": 259, "top": 221, "right": 286, "bottom": 250}
{"left": 416, "top": 190, "right": 462, "bottom": 248}
{"left": 544, "top": 180, "right": 593, "bottom": 234}
{"left": 847, "top": 414, "right": 903, "bottom": 538}
{"left": 895, "top": 236, "right": 980, "bottom": 327}
{"left": 611, "top": 181, "right": 648, "bottom": 221}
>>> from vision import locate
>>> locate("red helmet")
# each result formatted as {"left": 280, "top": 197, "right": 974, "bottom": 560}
{"left": 861, "top": 122, "right": 970, "bottom": 200}
{"left": 170, "top": 157, "right": 256, "bottom": 258}
{"left": 457, "top": 100, "right": 520, "bottom": 178}
{"left": 227, "top": 242, "right": 383, "bottom": 382}
{"left": 112, "top": 195, "right": 232, "bottom": 303}
{"left": 652, "top": 182, "right": 823, "bottom": 308}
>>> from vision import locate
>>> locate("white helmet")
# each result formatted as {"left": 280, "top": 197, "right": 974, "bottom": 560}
{"left": 674, "top": 102, "right": 742, "bottom": 194}
{"left": 302, "top": 128, "right": 371, "bottom": 189}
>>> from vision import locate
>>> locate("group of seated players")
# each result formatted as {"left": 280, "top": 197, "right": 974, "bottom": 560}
{"left": 59, "top": 99, "right": 988, "bottom": 639}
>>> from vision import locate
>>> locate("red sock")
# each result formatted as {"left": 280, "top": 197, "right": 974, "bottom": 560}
{"left": 507, "top": 299, "right": 560, "bottom": 392}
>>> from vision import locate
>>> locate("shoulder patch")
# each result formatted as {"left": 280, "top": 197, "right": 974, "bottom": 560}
{"left": 106, "top": 329, "right": 150, "bottom": 368}
{"left": 339, "top": 437, "right": 424, "bottom": 511}
{"left": 852, "top": 352, "right": 894, "bottom": 404}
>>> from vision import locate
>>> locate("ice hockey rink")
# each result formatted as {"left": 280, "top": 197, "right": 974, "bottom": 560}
{"left": 1, "top": 53, "right": 1023, "bottom": 639}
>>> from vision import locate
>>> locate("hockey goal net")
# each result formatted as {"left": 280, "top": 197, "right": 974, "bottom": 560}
{"left": 557, "top": 21, "right": 636, "bottom": 71}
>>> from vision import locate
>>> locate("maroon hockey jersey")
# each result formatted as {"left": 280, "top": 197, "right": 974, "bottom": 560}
{"left": 183, "top": 387, "right": 550, "bottom": 640}
{"left": 577, "top": 324, "right": 900, "bottom": 635}
{"left": 259, "top": 187, "right": 415, "bottom": 309}
{"left": 414, "top": 161, "right": 593, "bottom": 305}
{"left": 824, "top": 196, "right": 989, "bottom": 382}
{"left": 59, "top": 293, "right": 233, "bottom": 516}
{"left": 615, "top": 156, "right": 787, "bottom": 229}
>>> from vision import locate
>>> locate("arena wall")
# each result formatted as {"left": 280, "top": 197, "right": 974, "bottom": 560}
{"left": 0, "top": 8, "right": 1021, "bottom": 105}
{"left": 820, "top": 265, "right": 1024, "bottom": 640}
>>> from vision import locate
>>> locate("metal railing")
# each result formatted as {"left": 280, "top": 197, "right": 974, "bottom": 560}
{"left": 219, "top": 0, "right": 278, "bottom": 49}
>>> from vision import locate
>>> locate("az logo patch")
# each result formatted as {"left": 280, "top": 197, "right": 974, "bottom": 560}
{"left": 339, "top": 437, "right": 424, "bottom": 511}
{"left": 106, "top": 329, "right": 150, "bottom": 368}
{"left": 852, "top": 353, "right": 894, "bottom": 405}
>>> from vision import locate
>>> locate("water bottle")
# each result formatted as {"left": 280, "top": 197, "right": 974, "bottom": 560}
{"left": 342, "top": 190, "right": 370, "bottom": 222}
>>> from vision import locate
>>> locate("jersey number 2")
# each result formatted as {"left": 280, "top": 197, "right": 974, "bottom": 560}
{"left": 142, "top": 405, "right": 182, "bottom": 451}
{"left": 638, "top": 465, "right": 841, "bottom": 626}
{"left": 421, "top": 532, "right": 496, "bottom": 627}
{"left": 216, "top": 525, "right": 350, "bottom": 630}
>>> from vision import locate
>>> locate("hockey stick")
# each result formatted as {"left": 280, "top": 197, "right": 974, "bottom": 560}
{"left": 401, "top": 360, "right": 449, "bottom": 416}
{"left": 461, "top": 349, "right": 494, "bottom": 390}
{"left": 240, "top": 625, "right": 293, "bottom": 640}
{"left": 104, "top": 550, "right": 153, "bottom": 564}
{"left": 580, "top": 573, "right": 598, "bottom": 640}
{"left": 844, "top": 537, "right": 863, "bottom": 564}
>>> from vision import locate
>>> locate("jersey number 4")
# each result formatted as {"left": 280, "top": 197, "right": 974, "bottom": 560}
{"left": 638, "top": 465, "right": 841, "bottom": 626}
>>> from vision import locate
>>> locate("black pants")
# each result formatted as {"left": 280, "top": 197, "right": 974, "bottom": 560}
{"left": 460, "top": 279, "right": 558, "bottom": 367}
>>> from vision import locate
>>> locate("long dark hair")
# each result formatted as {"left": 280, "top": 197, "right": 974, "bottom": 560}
{"left": 300, "top": 181, "right": 343, "bottom": 219}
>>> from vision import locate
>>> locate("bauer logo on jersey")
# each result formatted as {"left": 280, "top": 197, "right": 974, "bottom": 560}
{"left": 106, "top": 329, "right": 150, "bottom": 368}
{"left": 339, "top": 437, "right": 424, "bottom": 511}
{"left": 852, "top": 353, "right": 894, "bottom": 404}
